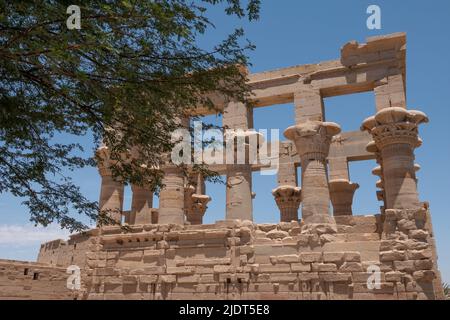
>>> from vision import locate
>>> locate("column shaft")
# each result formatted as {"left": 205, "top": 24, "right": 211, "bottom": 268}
{"left": 130, "top": 185, "right": 153, "bottom": 224}
{"left": 329, "top": 179, "right": 359, "bottom": 216}
{"left": 300, "top": 156, "right": 332, "bottom": 223}
{"left": 277, "top": 142, "right": 298, "bottom": 186}
{"left": 96, "top": 145, "right": 124, "bottom": 225}
{"left": 380, "top": 143, "right": 419, "bottom": 209}
{"left": 226, "top": 164, "right": 253, "bottom": 220}
{"left": 99, "top": 175, "right": 124, "bottom": 224}
{"left": 158, "top": 166, "right": 185, "bottom": 224}
{"left": 284, "top": 121, "right": 341, "bottom": 225}
{"left": 223, "top": 101, "right": 254, "bottom": 221}
{"left": 361, "top": 107, "right": 428, "bottom": 210}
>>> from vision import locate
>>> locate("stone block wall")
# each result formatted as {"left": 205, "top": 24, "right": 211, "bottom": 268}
{"left": 0, "top": 260, "right": 74, "bottom": 300}
{"left": 79, "top": 213, "right": 443, "bottom": 300}
{"left": 37, "top": 239, "right": 67, "bottom": 265}
{"left": 37, "top": 229, "right": 98, "bottom": 269}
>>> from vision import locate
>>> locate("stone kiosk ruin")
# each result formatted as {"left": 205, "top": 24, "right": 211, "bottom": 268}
{"left": 0, "top": 33, "right": 445, "bottom": 300}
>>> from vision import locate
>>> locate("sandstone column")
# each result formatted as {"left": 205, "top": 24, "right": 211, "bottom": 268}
{"left": 365, "top": 141, "right": 387, "bottom": 213}
{"left": 272, "top": 186, "right": 302, "bottom": 222}
{"left": 190, "top": 195, "right": 211, "bottom": 224}
{"left": 158, "top": 115, "right": 189, "bottom": 225}
{"left": 284, "top": 121, "right": 341, "bottom": 224}
{"left": 96, "top": 146, "right": 124, "bottom": 225}
{"left": 225, "top": 163, "right": 253, "bottom": 220}
{"left": 328, "top": 179, "right": 359, "bottom": 216}
{"left": 158, "top": 165, "right": 185, "bottom": 224}
{"left": 276, "top": 142, "right": 298, "bottom": 186}
{"left": 130, "top": 184, "right": 153, "bottom": 225}
{"left": 361, "top": 107, "right": 428, "bottom": 209}
{"left": 223, "top": 101, "right": 254, "bottom": 221}
{"left": 371, "top": 164, "right": 386, "bottom": 208}
{"left": 328, "top": 146, "right": 359, "bottom": 216}
{"left": 184, "top": 173, "right": 211, "bottom": 225}
{"left": 185, "top": 189, "right": 211, "bottom": 225}
{"left": 272, "top": 142, "right": 302, "bottom": 222}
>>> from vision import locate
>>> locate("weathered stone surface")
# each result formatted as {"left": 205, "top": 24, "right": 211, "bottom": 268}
{"left": 393, "top": 261, "right": 415, "bottom": 273}
{"left": 352, "top": 272, "right": 386, "bottom": 283}
{"left": 353, "top": 282, "right": 395, "bottom": 294}
{"left": 259, "top": 264, "right": 291, "bottom": 273}
{"left": 323, "top": 252, "right": 344, "bottom": 263}
{"left": 300, "top": 252, "right": 322, "bottom": 263}
{"left": 166, "top": 266, "right": 196, "bottom": 275}
{"left": 298, "top": 272, "right": 319, "bottom": 281}
{"left": 271, "top": 255, "right": 300, "bottom": 264}
{"left": 177, "top": 275, "right": 201, "bottom": 283}
{"left": 414, "top": 259, "right": 433, "bottom": 270}
{"left": 408, "top": 229, "right": 429, "bottom": 240}
{"left": 266, "top": 229, "right": 289, "bottom": 240}
{"left": 291, "top": 263, "right": 311, "bottom": 272}
{"left": 385, "top": 271, "right": 405, "bottom": 282}
{"left": 159, "top": 275, "right": 176, "bottom": 283}
{"left": 122, "top": 275, "right": 138, "bottom": 284}
{"left": 413, "top": 270, "right": 436, "bottom": 282}
{"left": 406, "top": 249, "right": 432, "bottom": 260}
{"left": 319, "top": 272, "right": 351, "bottom": 282}
{"left": 343, "top": 251, "right": 361, "bottom": 262}
{"left": 339, "top": 262, "right": 363, "bottom": 272}
{"left": 239, "top": 245, "right": 254, "bottom": 255}
{"left": 139, "top": 275, "right": 158, "bottom": 284}
{"left": 269, "top": 273, "right": 298, "bottom": 282}
{"left": 312, "top": 263, "right": 337, "bottom": 272}
{"left": 213, "top": 265, "right": 235, "bottom": 273}
{"left": 380, "top": 250, "right": 405, "bottom": 262}
{"left": 119, "top": 251, "right": 143, "bottom": 261}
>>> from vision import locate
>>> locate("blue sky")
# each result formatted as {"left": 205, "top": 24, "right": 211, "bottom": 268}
{"left": 1, "top": 1, "right": 449, "bottom": 283}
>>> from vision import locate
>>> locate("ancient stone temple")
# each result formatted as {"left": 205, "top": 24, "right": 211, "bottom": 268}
{"left": 0, "top": 33, "right": 445, "bottom": 300}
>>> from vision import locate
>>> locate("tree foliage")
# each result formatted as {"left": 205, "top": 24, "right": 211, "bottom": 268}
{"left": 0, "top": 0, "right": 260, "bottom": 231}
